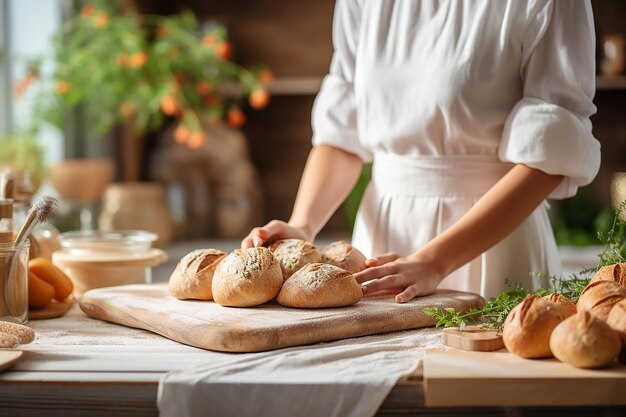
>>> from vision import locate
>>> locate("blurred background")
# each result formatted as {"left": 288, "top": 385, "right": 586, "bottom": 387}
{"left": 1, "top": 0, "right": 626, "bottom": 275}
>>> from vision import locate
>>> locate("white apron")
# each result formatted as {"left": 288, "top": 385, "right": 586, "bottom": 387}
{"left": 352, "top": 153, "right": 562, "bottom": 299}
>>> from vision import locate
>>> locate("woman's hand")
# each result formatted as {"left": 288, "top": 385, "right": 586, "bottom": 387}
{"left": 354, "top": 253, "right": 443, "bottom": 303}
{"left": 241, "top": 220, "right": 312, "bottom": 249}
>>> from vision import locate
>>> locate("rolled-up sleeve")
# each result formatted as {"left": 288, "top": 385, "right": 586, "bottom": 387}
{"left": 498, "top": 0, "right": 601, "bottom": 199}
{"left": 312, "top": 0, "right": 372, "bottom": 162}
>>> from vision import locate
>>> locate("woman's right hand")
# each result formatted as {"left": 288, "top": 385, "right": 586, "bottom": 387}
{"left": 241, "top": 220, "right": 312, "bottom": 249}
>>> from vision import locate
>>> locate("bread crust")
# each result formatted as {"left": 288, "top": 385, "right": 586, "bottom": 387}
{"left": 590, "top": 263, "right": 626, "bottom": 287}
{"left": 542, "top": 293, "right": 577, "bottom": 317}
{"left": 268, "top": 239, "right": 322, "bottom": 281}
{"left": 277, "top": 263, "right": 362, "bottom": 308}
{"left": 550, "top": 310, "right": 621, "bottom": 368}
{"left": 503, "top": 295, "right": 571, "bottom": 358}
{"left": 320, "top": 241, "right": 367, "bottom": 274}
{"left": 212, "top": 247, "right": 283, "bottom": 307}
{"left": 168, "top": 249, "right": 227, "bottom": 300}
{"left": 577, "top": 280, "right": 626, "bottom": 321}
{"left": 606, "top": 299, "right": 626, "bottom": 364}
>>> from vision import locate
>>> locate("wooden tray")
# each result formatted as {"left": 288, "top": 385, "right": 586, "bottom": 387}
{"left": 79, "top": 284, "right": 484, "bottom": 353}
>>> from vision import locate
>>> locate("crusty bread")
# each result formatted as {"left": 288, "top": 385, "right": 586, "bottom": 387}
{"left": 577, "top": 279, "right": 626, "bottom": 321}
{"left": 550, "top": 310, "right": 621, "bottom": 368}
{"left": 212, "top": 247, "right": 283, "bottom": 307}
{"left": 542, "top": 293, "right": 577, "bottom": 317}
{"left": 607, "top": 299, "right": 626, "bottom": 364}
{"left": 268, "top": 239, "right": 322, "bottom": 281}
{"left": 277, "top": 263, "right": 362, "bottom": 308}
{"left": 321, "top": 241, "right": 367, "bottom": 274}
{"left": 590, "top": 263, "right": 626, "bottom": 287}
{"left": 168, "top": 249, "right": 227, "bottom": 300}
{"left": 503, "top": 295, "right": 570, "bottom": 358}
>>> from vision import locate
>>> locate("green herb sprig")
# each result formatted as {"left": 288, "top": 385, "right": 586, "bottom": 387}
{"left": 424, "top": 275, "right": 591, "bottom": 331}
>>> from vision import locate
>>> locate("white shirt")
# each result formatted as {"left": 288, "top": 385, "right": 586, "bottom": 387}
{"left": 311, "top": 0, "right": 600, "bottom": 298}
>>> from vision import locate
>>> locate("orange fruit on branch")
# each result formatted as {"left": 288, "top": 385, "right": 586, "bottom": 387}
{"left": 54, "top": 81, "right": 72, "bottom": 95}
{"left": 249, "top": 89, "right": 270, "bottom": 109}
{"left": 173, "top": 125, "right": 190, "bottom": 143}
{"left": 227, "top": 108, "right": 246, "bottom": 127}
{"left": 160, "top": 96, "right": 180, "bottom": 116}
{"left": 216, "top": 42, "right": 233, "bottom": 60}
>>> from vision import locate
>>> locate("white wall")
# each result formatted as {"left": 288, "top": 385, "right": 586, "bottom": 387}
{"left": 9, "top": 0, "right": 63, "bottom": 165}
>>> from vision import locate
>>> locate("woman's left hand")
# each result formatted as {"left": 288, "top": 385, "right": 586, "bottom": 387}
{"left": 354, "top": 253, "right": 443, "bottom": 303}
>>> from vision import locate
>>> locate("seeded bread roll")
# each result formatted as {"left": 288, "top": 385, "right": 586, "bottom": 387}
{"left": 321, "top": 241, "right": 367, "bottom": 274}
{"left": 212, "top": 247, "right": 283, "bottom": 307}
{"left": 607, "top": 299, "right": 626, "bottom": 364}
{"left": 0, "top": 321, "right": 35, "bottom": 344}
{"left": 277, "top": 263, "right": 362, "bottom": 308}
{"left": 169, "top": 249, "right": 227, "bottom": 300}
{"left": 542, "top": 293, "right": 577, "bottom": 317}
{"left": 502, "top": 295, "right": 570, "bottom": 358}
{"left": 577, "top": 280, "right": 626, "bottom": 321}
{"left": 268, "top": 239, "right": 322, "bottom": 281}
{"left": 590, "top": 263, "right": 626, "bottom": 286}
{"left": 550, "top": 310, "right": 621, "bottom": 368}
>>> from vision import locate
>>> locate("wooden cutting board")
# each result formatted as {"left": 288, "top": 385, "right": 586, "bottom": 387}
{"left": 424, "top": 350, "right": 626, "bottom": 407}
{"left": 79, "top": 284, "right": 484, "bottom": 353}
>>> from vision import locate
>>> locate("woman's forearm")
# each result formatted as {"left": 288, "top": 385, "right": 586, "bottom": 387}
{"left": 288, "top": 145, "right": 363, "bottom": 240}
{"left": 413, "top": 164, "right": 564, "bottom": 277}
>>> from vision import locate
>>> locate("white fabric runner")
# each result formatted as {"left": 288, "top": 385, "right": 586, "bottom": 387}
{"left": 158, "top": 328, "right": 442, "bottom": 417}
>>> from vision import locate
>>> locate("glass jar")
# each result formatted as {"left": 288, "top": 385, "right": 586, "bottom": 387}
{"left": 0, "top": 241, "right": 29, "bottom": 324}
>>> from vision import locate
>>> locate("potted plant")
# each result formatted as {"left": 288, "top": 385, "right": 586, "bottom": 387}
{"left": 13, "top": 1, "right": 272, "bottom": 237}
{"left": 16, "top": 0, "right": 272, "bottom": 147}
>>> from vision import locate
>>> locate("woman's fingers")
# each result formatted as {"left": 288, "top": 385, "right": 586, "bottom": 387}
{"left": 395, "top": 284, "right": 435, "bottom": 303}
{"left": 241, "top": 227, "right": 264, "bottom": 248}
{"left": 361, "top": 274, "right": 406, "bottom": 295}
{"left": 365, "top": 252, "right": 400, "bottom": 267}
{"left": 353, "top": 263, "right": 398, "bottom": 284}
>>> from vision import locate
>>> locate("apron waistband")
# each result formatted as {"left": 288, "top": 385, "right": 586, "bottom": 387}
{"left": 371, "top": 154, "right": 513, "bottom": 197}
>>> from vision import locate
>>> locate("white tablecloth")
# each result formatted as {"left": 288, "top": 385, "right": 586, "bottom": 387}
{"left": 158, "top": 328, "right": 441, "bottom": 417}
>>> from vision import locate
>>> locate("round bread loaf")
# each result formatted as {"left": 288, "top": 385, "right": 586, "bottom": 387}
{"left": 590, "top": 263, "right": 626, "bottom": 286}
{"left": 550, "top": 310, "right": 621, "bottom": 368}
{"left": 607, "top": 299, "right": 626, "bottom": 364}
{"left": 212, "top": 247, "right": 283, "bottom": 307}
{"left": 503, "top": 295, "right": 570, "bottom": 358}
{"left": 268, "top": 239, "right": 322, "bottom": 281}
{"left": 168, "top": 249, "right": 227, "bottom": 300}
{"left": 577, "top": 280, "right": 626, "bottom": 321}
{"left": 321, "top": 241, "right": 367, "bottom": 274}
{"left": 277, "top": 263, "right": 362, "bottom": 308}
{"left": 542, "top": 293, "right": 577, "bottom": 317}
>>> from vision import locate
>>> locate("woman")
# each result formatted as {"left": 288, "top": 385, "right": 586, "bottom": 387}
{"left": 242, "top": 0, "right": 600, "bottom": 302}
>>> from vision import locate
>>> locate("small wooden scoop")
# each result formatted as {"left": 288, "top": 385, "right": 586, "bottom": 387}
{"left": 441, "top": 326, "right": 504, "bottom": 352}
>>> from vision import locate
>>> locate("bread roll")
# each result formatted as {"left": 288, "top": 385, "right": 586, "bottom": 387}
{"left": 550, "top": 310, "right": 621, "bottom": 369}
{"left": 502, "top": 295, "right": 570, "bottom": 358}
{"left": 0, "top": 321, "right": 35, "bottom": 344}
{"left": 577, "top": 280, "right": 626, "bottom": 321}
{"left": 169, "top": 249, "right": 227, "bottom": 300}
{"left": 607, "top": 299, "right": 626, "bottom": 364}
{"left": 321, "top": 241, "right": 367, "bottom": 274}
{"left": 542, "top": 293, "right": 577, "bottom": 317}
{"left": 590, "top": 263, "right": 626, "bottom": 287}
{"left": 277, "top": 263, "right": 362, "bottom": 308}
{"left": 268, "top": 239, "right": 322, "bottom": 281}
{"left": 212, "top": 247, "right": 283, "bottom": 307}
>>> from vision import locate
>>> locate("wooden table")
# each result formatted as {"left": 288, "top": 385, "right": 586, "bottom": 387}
{"left": 0, "top": 304, "right": 625, "bottom": 417}
{"left": 0, "top": 241, "right": 621, "bottom": 416}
